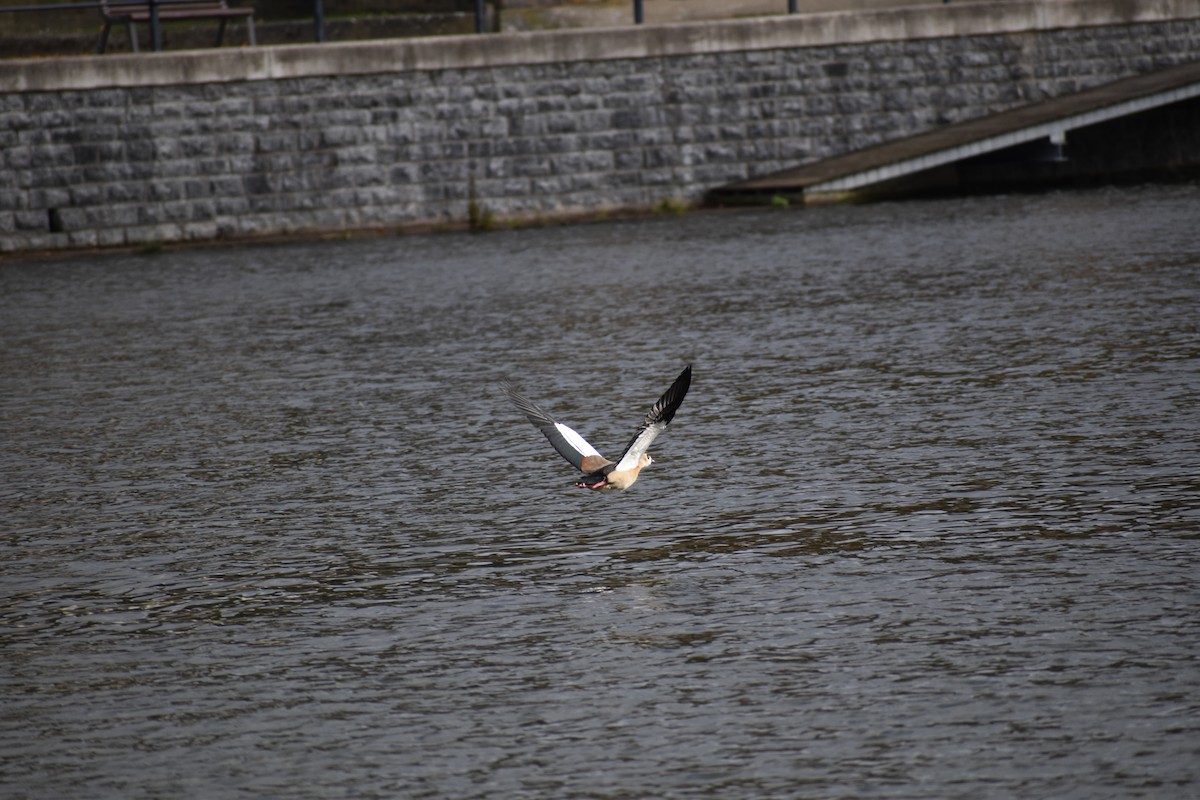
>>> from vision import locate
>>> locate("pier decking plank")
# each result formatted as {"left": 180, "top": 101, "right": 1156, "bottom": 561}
{"left": 713, "top": 59, "right": 1200, "bottom": 202}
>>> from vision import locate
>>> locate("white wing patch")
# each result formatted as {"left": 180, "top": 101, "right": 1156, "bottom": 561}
{"left": 555, "top": 422, "right": 601, "bottom": 458}
{"left": 614, "top": 425, "right": 662, "bottom": 472}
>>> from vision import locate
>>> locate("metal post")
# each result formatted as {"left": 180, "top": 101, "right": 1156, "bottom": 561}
{"left": 474, "top": 0, "right": 485, "bottom": 33}
{"left": 149, "top": 0, "right": 162, "bottom": 51}
{"left": 313, "top": 0, "right": 325, "bottom": 41}
{"left": 788, "top": 0, "right": 797, "bottom": 12}
{"left": 633, "top": 0, "right": 643, "bottom": 24}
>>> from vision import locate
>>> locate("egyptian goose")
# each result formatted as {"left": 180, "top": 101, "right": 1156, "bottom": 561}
{"left": 502, "top": 365, "right": 692, "bottom": 491}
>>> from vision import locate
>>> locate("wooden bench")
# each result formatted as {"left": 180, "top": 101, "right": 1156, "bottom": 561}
{"left": 98, "top": 0, "right": 256, "bottom": 53}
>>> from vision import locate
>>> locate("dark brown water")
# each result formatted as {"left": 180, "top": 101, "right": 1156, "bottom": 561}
{"left": 2, "top": 184, "right": 1198, "bottom": 799}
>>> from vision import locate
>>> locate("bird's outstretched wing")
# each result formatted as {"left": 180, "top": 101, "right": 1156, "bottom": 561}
{"left": 613, "top": 365, "right": 692, "bottom": 472}
{"left": 502, "top": 381, "right": 613, "bottom": 474}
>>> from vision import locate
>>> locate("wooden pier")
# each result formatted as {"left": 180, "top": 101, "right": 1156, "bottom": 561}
{"left": 710, "top": 59, "right": 1200, "bottom": 205}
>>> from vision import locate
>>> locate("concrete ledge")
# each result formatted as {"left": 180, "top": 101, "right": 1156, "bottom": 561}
{"left": 3, "top": 0, "right": 1199, "bottom": 92}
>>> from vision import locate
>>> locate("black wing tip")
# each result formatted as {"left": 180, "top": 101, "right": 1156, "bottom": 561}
{"left": 648, "top": 364, "right": 692, "bottom": 426}
{"left": 501, "top": 379, "right": 537, "bottom": 409}
{"left": 501, "top": 379, "right": 547, "bottom": 421}
{"left": 500, "top": 379, "right": 526, "bottom": 410}
{"left": 671, "top": 364, "right": 692, "bottom": 399}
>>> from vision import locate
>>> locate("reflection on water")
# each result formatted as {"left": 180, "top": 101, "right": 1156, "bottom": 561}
{"left": 2, "top": 184, "right": 1198, "bottom": 798}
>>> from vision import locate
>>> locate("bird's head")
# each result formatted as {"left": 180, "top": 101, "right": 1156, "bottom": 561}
{"left": 639, "top": 453, "right": 653, "bottom": 468}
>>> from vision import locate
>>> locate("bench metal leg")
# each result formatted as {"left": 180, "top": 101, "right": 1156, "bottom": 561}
{"left": 99, "top": 11, "right": 258, "bottom": 54}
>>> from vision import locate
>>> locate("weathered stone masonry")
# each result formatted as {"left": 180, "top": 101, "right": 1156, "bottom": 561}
{"left": 1, "top": 1, "right": 1199, "bottom": 253}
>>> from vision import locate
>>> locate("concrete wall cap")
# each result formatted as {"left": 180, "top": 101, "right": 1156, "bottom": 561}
{"left": 2, "top": 0, "right": 1199, "bottom": 93}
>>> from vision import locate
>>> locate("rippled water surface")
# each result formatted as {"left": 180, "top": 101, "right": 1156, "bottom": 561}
{"left": 3, "top": 185, "right": 1199, "bottom": 799}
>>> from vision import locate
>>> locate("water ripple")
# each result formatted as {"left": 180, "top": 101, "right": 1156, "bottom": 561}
{"left": 3, "top": 185, "right": 1199, "bottom": 799}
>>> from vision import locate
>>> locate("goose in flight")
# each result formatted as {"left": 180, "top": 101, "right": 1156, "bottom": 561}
{"left": 502, "top": 365, "right": 692, "bottom": 491}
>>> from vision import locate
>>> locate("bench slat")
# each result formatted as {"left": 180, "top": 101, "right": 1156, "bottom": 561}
{"left": 105, "top": 7, "right": 254, "bottom": 20}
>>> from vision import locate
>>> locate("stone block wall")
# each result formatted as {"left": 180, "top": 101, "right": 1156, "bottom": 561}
{"left": 2, "top": 4, "right": 1200, "bottom": 253}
